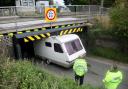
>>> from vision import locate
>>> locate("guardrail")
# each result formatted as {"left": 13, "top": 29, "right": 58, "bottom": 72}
{"left": 0, "top": 5, "right": 109, "bottom": 17}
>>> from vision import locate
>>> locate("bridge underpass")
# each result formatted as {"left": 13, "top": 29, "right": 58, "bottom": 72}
{"left": 0, "top": 22, "right": 88, "bottom": 59}
{"left": 0, "top": 6, "right": 94, "bottom": 59}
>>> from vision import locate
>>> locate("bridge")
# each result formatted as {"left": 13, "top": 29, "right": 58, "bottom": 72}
{"left": 0, "top": 5, "right": 108, "bottom": 58}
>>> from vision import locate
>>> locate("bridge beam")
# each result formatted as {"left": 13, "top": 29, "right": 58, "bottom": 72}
{"left": 15, "top": 24, "right": 86, "bottom": 39}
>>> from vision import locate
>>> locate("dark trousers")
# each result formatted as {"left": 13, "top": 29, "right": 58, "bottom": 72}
{"left": 75, "top": 73, "right": 84, "bottom": 85}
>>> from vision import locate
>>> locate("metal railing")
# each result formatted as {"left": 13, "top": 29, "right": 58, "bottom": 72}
{"left": 0, "top": 5, "right": 109, "bottom": 17}
{"left": 0, "top": 6, "right": 16, "bottom": 16}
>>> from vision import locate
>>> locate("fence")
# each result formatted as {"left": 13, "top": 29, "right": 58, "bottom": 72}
{"left": 0, "top": 5, "right": 109, "bottom": 17}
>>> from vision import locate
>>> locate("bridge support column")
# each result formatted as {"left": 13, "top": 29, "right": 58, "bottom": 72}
{"left": 13, "top": 36, "right": 22, "bottom": 59}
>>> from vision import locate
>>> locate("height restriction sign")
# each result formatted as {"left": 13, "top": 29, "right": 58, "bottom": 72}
{"left": 45, "top": 8, "right": 57, "bottom": 22}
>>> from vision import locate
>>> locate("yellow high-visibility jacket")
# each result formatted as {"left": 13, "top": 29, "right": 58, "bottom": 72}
{"left": 73, "top": 59, "right": 88, "bottom": 76}
{"left": 103, "top": 70, "right": 123, "bottom": 89}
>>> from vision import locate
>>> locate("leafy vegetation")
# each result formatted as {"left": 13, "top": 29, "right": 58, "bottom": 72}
{"left": 64, "top": 0, "right": 115, "bottom": 7}
{"left": 0, "top": 57, "right": 102, "bottom": 89}
{"left": 0, "top": 0, "right": 15, "bottom": 6}
{"left": 88, "top": 46, "right": 128, "bottom": 63}
{"left": 109, "top": 0, "right": 128, "bottom": 53}
{"left": 86, "top": 0, "right": 128, "bottom": 62}
{"left": 109, "top": 0, "right": 128, "bottom": 31}
{"left": 87, "top": 28, "right": 128, "bottom": 63}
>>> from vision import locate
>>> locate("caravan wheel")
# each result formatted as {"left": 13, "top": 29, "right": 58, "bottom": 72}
{"left": 46, "top": 59, "right": 51, "bottom": 64}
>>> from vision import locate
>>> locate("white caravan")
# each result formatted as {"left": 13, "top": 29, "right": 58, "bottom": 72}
{"left": 34, "top": 34, "right": 86, "bottom": 68}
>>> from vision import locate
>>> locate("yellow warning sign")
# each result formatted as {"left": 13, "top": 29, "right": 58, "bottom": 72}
{"left": 45, "top": 8, "right": 57, "bottom": 22}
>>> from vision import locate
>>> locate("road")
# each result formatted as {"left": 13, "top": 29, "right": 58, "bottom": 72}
{"left": 36, "top": 56, "right": 128, "bottom": 89}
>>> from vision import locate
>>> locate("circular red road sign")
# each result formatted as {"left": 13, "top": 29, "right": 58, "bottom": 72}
{"left": 46, "top": 9, "right": 56, "bottom": 20}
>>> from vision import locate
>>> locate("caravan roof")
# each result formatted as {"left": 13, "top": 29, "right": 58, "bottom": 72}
{"left": 51, "top": 34, "right": 79, "bottom": 43}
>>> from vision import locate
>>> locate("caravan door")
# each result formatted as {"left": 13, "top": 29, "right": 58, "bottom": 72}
{"left": 52, "top": 43, "right": 68, "bottom": 66}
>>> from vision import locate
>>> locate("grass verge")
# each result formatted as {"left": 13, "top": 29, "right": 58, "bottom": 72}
{"left": 0, "top": 57, "right": 102, "bottom": 89}
{"left": 88, "top": 46, "right": 128, "bottom": 63}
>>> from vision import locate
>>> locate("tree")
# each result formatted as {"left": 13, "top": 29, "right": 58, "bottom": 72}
{"left": 104, "top": 0, "right": 115, "bottom": 7}
{"left": 64, "top": 0, "right": 115, "bottom": 7}
{"left": 110, "top": 0, "right": 128, "bottom": 30}
{"left": 64, "top": 0, "right": 88, "bottom": 5}
{"left": 109, "top": 0, "right": 128, "bottom": 53}
{"left": 71, "top": 0, "right": 89, "bottom": 5}
{"left": 0, "top": 0, "right": 15, "bottom": 6}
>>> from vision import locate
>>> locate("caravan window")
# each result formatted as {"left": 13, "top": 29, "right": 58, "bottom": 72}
{"left": 65, "top": 39, "right": 82, "bottom": 55}
{"left": 54, "top": 43, "right": 63, "bottom": 53}
{"left": 45, "top": 42, "right": 52, "bottom": 47}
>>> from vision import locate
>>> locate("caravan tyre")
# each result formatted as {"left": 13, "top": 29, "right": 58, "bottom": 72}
{"left": 46, "top": 59, "right": 51, "bottom": 64}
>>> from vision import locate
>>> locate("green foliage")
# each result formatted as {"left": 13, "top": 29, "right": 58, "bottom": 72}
{"left": 89, "top": 28, "right": 114, "bottom": 36}
{"left": 87, "top": 29, "right": 115, "bottom": 48}
{"left": 70, "top": 0, "right": 89, "bottom": 5}
{"left": 103, "top": 0, "right": 115, "bottom": 7}
{"left": 89, "top": 46, "right": 128, "bottom": 63}
{"left": 0, "top": 57, "right": 102, "bottom": 89}
{"left": 64, "top": 0, "right": 89, "bottom": 5}
{"left": 64, "top": 0, "right": 115, "bottom": 7}
{"left": 0, "top": 0, "right": 15, "bottom": 6}
{"left": 110, "top": 7, "right": 128, "bottom": 30}
{"left": 109, "top": 0, "right": 128, "bottom": 53}
{"left": 87, "top": 28, "right": 128, "bottom": 63}
{"left": 109, "top": 0, "right": 128, "bottom": 33}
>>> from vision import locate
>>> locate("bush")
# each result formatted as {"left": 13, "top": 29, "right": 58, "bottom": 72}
{"left": 89, "top": 46, "right": 128, "bottom": 63}
{"left": 87, "top": 29, "right": 115, "bottom": 48}
{"left": 109, "top": 0, "right": 128, "bottom": 30}
{"left": 109, "top": 0, "right": 128, "bottom": 53}
{"left": 0, "top": 57, "right": 102, "bottom": 89}
{"left": 87, "top": 28, "right": 128, "bottom": 63}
